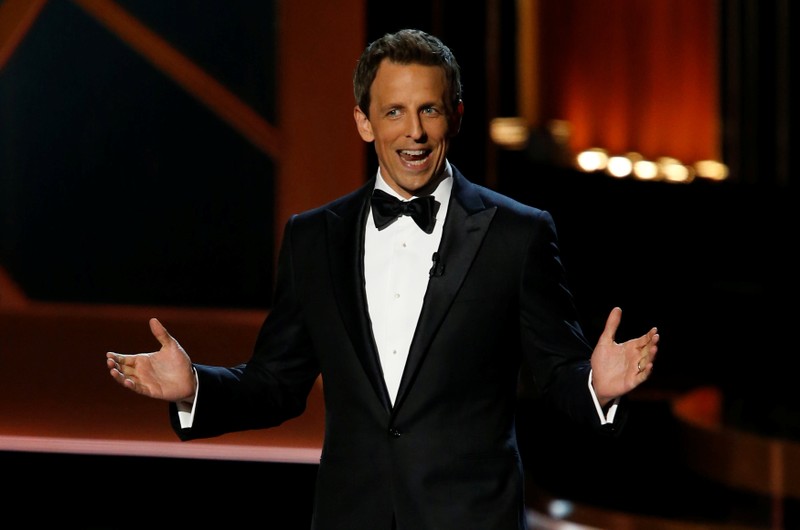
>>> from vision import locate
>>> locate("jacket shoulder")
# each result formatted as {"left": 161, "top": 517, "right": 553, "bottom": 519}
{"left": 451, "top": 165, "right": 548, "bottom": 221}
{"left": 287, "top": 180, "right": 372, "bottom": 229}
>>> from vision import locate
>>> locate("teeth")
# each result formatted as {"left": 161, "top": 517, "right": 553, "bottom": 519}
{"left": 399, "top": 149, "right": 429, "bottom": 166}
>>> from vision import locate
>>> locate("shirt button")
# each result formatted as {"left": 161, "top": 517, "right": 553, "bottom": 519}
{"left": 394, "top": 293, "right": 400, "bottom": 299}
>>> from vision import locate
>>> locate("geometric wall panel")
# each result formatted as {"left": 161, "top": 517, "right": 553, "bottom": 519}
{"left": 1, "top": 0, "right": 277, "bottom": 307}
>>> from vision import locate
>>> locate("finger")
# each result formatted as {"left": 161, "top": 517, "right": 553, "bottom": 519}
{"left": 107, "top": 350, "right": 137, "bottom": 378}
{"left": 640, "top": 332, "right": 659, "bottom": 361}
{"left": 635, "top": 358, "right": 653, "bottom": 379}
{"left": 598, "top": 307, "right": 622, "bottom": 345}
{"left": 107, "top": 361, "right": 126, "bottom": 384}
{"left": 106, "top": 352, "right": 124, "bottom": 372}
{"left": 634, "top": 329, "right": 659, "bottom": 378}
{"left": 106, "top": 351, "right": 124, "bottom": 364}
{"left": 636, "top": 356, "right": 649, "bottom": 372}
{"left": 648, "top": 333, "right": 659, "bottom": 357}
{"left": 631, "top": 327, "right": 658, "bottom": 353}
{"left": 148, "top": 317, "right": 174, "bottom": 348}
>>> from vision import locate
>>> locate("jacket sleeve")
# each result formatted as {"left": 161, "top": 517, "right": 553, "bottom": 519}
{"left": 518, "top": 209, "right": 628, "bottom": 435}
{"left": 169, "top": 215, "right": 321, "bottom": 441}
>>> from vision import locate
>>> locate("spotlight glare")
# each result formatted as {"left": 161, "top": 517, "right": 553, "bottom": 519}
{"left": 663, "top": 163, "right": 694, "bottom": 183}
{"left": 606, "top": 156, "right": 633, "bottom": 178}
{"left": 489, "top": 117, "right": 529, "bottom": 150}
{"left": 575, "top": 148, "right": 608, "bottom": 172}
{"left": 695, "top": 160, "right": 729, "bottom": 181}
{"left": 633, "top": 160, "right": 659, "bottom": 180}
{"left": 574, "top": 148, "right": 726, "bottom": 185}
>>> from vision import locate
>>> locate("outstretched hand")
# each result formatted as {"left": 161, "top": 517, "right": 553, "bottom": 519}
{"left": 106, "top": 317, "right": 197, "bottom": 403}
{"left": 589, "top": 307, "right": 659, "bottom": 406}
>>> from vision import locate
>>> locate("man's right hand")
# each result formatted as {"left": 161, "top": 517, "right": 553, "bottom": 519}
{"left": 106, "top": 317, "right": 197, "bottom": 403}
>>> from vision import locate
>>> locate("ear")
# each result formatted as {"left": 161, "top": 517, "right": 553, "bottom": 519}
{"left": 449, "top": 100, "right": 464, "bottom": 136}
{"left": 354, "top": 105, "right": 374, "bottom": 142}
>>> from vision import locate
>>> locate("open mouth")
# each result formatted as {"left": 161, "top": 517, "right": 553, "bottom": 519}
{"left": 398, "top": 149, "right": 431, "bottom": 166}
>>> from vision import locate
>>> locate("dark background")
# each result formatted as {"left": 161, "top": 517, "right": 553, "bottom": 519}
{"left": 1, "top": 1, "right": 797, "bottom": 528}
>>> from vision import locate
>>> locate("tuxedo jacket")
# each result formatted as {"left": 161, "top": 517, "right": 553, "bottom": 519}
{"left": 170, "top": 165, "right": 626, "bottom": 529}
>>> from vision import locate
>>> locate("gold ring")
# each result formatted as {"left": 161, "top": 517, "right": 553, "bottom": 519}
{"left": 637, "top": 360, "right": 643, "bottom": 373}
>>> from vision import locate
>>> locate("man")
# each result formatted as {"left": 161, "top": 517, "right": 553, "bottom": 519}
{"left": 106, "top": 28, "right": 659, "bottom": 530}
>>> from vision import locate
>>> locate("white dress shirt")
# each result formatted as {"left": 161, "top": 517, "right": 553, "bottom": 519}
{"left": 364, "top": 165, "right": 452, "bottom": 405}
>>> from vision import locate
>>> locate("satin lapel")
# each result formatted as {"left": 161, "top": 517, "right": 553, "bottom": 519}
{"left": 327, "top": 180, "right": 393, "bottom": 411}
{"left": 393, "top": 171, "right": 497, "bottom": 411}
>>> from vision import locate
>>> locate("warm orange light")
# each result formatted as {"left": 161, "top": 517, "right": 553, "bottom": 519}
{"left": 489, "top": 117, "right": 529, "bottom": 150}
{"left": 575, "top": 148, "right": 608, "bottom": 172}
{"left": 606, "top": 156, "right": 633, "bottom": 178}
{"left": 633, "top": 160, "right": 659, "bottom": 180}
{"left": 694, "top": 160, "right": 729, "bottom": 181}
{"left": 659, "top": 157, "right": 694, "bottom": 183}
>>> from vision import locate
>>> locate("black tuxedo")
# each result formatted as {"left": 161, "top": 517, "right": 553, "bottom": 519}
{"left": 170, "top": 166, "right": 625, "bottom": 529}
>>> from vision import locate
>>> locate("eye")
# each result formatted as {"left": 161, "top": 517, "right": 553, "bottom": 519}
{"left": 422, "top": 106, "right": 440, "bottom": 116}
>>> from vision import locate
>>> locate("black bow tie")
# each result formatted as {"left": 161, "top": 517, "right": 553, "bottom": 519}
{"left": 371, "top": 189, "right": 440, "bottom": 234}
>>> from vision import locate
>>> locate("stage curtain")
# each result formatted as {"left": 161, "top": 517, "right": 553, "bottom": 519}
{"left": 533, "top": 0, "right": 719, "bottom": 164}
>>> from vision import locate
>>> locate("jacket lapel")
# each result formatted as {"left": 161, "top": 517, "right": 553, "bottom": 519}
{"left": 326, "top": 179, "right": 394, "bottom": 411}
{"left": 393, "top": 169, "right": 497, "bottom": 411}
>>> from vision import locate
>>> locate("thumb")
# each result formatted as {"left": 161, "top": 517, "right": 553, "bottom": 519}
{"left": 598, "top": 306, "right": 622, "bottom": 345}
{"left": 148, "top": 317, "right": 174, "bottom": 348}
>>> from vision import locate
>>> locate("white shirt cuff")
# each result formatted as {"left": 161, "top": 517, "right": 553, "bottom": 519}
{"left": 588, "top": 369, "right": 619, "bottom": 424}
{"left": 176, "top": 367, "right": 199, "bottom": 428}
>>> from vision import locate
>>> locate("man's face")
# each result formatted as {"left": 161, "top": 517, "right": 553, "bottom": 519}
{"left": 354, "top": 60, "right": 462, "bottom": 199}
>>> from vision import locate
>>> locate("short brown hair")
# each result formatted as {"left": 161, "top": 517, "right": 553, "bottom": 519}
{"left": 353, "top": 29, "right": 462, "bottom": 117}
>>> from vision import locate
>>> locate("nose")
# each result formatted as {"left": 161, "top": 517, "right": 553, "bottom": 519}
{"left": 406, "top": 114, "right": 426, "bottom": 141}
